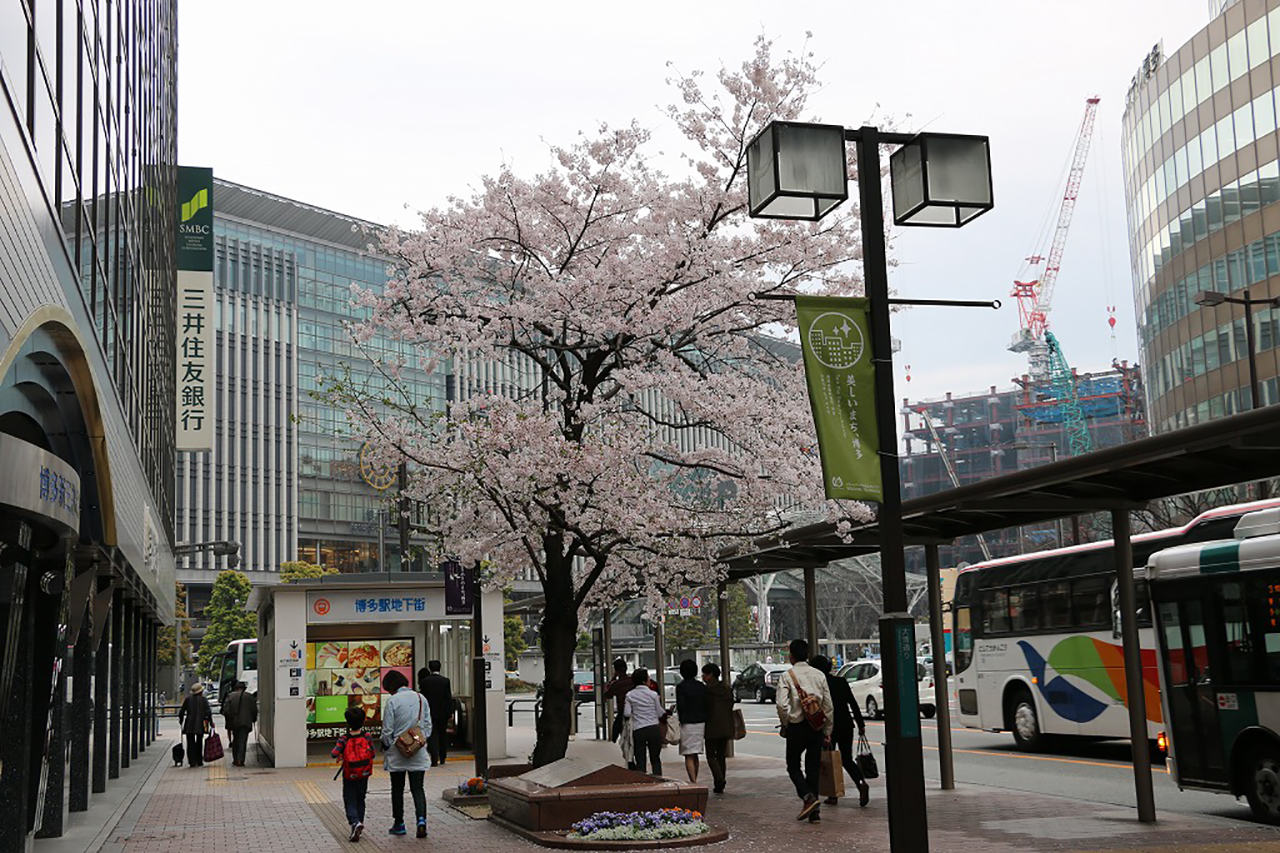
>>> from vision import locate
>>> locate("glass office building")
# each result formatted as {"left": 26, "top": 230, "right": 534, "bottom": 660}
{"left": 1123, "top": 0, "right": 1280, "bottom": 431}
{"left": 0, "top": 0, "right": 178, "bottom": 846}
{"left": 177, "top": 179, "right": 452, "bottom": 578}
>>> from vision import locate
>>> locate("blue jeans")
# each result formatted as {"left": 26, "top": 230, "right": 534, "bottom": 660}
{"left": 343, "top": 777, "right": 368, "bottom": 825}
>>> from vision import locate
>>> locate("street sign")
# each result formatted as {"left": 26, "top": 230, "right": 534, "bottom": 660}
{"left": 276, "top": 638, "right": 305, "bottom": 700}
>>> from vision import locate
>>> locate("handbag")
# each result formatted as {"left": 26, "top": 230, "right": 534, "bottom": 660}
{"left": 788, "top": 670, "right": 827, "bottom": 731}
{"left": 203, "top": 730, "right": 225, "bottom": 763}
{"left": 661, "top": 710, "right": 681, "bottom": 745}
{"left": 732, "top": 709, "right": 747, "bottom": 741}
{"left": 394, "top": 694, "right": 428, "bottom": 758}
{"left": 819, "top": 747, "right": 845, "bottom": 798}
{"left": 856, "top": 732, "right": 879, "bottom": 780}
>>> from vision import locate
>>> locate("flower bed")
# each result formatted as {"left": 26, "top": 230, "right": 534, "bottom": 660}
{"left": 568, "top": 809, "right": 709, "bottom": 842}
{"left": 457, "top": 777, "right": 487, "bottom": 796}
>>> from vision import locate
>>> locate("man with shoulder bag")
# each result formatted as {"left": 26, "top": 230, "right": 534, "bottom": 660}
{"left": 222, "top": 681, "right": 258, "bottom": 767}
{"left": 775, "top": 639, "right": 834, "bottom": 823}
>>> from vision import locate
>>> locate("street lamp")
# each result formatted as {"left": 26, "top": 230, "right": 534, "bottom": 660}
{"left": 748, "top": 122, "right": 992, "bottom": 852}
{"left": 1194, "top": 289, "right": 1280, "bottom": 499}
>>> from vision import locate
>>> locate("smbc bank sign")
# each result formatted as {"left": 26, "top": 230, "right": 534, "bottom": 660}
{"left": 177, "top": 167, "right": 213, "bottom": 272}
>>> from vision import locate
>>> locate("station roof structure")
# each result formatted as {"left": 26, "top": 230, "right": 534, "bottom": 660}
{"left": 720, "top": 403, "right": 1280, "bottom": 575}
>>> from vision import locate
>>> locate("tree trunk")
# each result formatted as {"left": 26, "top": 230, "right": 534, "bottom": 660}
{"left": 531, "top": 553, "right": 578, "bottom": 767}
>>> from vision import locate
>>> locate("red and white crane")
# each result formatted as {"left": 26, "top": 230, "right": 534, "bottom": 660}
{"left": 1009, "top": 96, "right": 1101, "bottom": 381}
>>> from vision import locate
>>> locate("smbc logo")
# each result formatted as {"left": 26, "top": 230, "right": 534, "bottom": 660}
{"left": 181, "top": 188, "right": 208, "bottom": 222}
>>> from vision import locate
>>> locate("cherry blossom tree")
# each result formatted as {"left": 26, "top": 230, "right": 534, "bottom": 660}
{"left": 335, "top": 37, "right": 879, "bottom": 766}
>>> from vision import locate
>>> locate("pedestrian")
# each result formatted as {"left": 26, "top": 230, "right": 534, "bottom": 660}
{"left": 333, "top": 706, "right": 376, "bottom": 842}
{"left": 675, "top": 659, "right": 707, "bottom": 783}
{"left": 417, "top": 660, "right": 453, "bottom": 767}
{"left": 381, "top": 669, "right": 432, "bottom": 838}
{"left": 701, "top": 662, "right": 735, "bottom": 794}
{"left": 811, "top": 655, "right": 870, "bottom": 807}
{"left": 623, "top": 668, "right": 665, "bottom": 776}
{"left": 221, "top": 680, "right": 258, "bottom": 767}
{"left": 603, "top": 658, "right": 631, "bottom": 743}
{"left": 177, "top": 682, "right": 213, "bottom": 767}
{"left": 776, "top": 639, "right": 834, "bottom": 823}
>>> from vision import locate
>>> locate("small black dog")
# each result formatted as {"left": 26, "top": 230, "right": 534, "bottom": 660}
{"left": 172, "top": 743, "right": 184, "bottom": 767}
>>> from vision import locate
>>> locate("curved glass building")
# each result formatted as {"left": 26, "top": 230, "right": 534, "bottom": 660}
{"left": 1124, "top": 0, "right": 1280, "bottom": 431}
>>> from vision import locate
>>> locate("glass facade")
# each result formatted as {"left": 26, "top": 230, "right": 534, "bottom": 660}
{"left": 1123, "top": 0, "right": 1280, "bottom": 432}
{"left": 176, "top": 181, "right": 448, "bottom": 573}
{"left": 1, "top": 0, "right": 179, "bottom": 534}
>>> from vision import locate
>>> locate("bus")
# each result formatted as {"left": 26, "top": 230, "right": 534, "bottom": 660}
{"left": 952, "top": 498, "right": 1280, "bottom": 751}
{"left": 214, "top": 638, "right": 258, "bottom": 699}
{"left": 1147, "top": 506, "right": 1280, "bottom": 823}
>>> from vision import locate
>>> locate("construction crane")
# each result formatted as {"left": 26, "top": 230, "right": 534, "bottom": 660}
{"left": 916, "top": 408, "right": 993, "bottom": 560}
{"left": 1045, "top": 332, "right": 1094, "bottom": 457}
{"left": 1009, "top": 97, "right": 1102, "bottom": 382}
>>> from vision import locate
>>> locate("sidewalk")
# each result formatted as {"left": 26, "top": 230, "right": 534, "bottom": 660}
{"left": 96, "top": 725, "right": 1280, "bottom": 853}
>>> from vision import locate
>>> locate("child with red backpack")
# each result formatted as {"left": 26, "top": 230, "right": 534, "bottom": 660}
{"left": 333, "top": 706, "right": 376, "bottom": 842}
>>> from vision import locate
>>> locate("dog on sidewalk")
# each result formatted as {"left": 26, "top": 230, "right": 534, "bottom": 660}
{"left": 172, "top": 743, "right": 184, "bottom": 767}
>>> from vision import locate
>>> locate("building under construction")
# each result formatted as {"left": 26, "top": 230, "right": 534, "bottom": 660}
{"left": 901, "top": 361, "right": 1146, "bottom": 566}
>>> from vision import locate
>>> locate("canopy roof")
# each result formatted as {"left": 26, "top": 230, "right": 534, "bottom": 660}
{"left": 721, "top": 404, "right": 1280, "bottom": 576}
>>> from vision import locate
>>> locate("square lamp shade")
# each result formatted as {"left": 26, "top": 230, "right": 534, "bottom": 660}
{"left": 747, "top": 121, "right": 848, "bottom": 220}
{"left": 889, "top": 133, "right": 993, "bottom": 227}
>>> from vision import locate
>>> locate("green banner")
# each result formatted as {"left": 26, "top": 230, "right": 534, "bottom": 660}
{"left": 796, "top": 296, "right": 882, "bottom": 502}
{"left": 177, "top": 166, "right": 214, "bottom": 271}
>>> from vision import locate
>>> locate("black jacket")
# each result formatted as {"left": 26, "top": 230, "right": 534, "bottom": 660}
{"left": 826, "top": 673, "right": 865, "bottom": 738}
{"left": 704, "top": 681, "right": 735, "bottom": 740}
{"left": 418, "top": 672, "right": 453, "bottom": 724}
{"left": 675, "top": 677, "right": 708, "bottom": 724}
{"left": 178, "top": 693, "right": 214, "bottom": 736}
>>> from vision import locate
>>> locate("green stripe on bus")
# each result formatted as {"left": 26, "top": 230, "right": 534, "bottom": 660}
{"left": 1199, "top": 541, "right": 1241, "bottom": 573}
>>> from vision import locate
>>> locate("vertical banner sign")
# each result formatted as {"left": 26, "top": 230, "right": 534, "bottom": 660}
{"left": 443, "top": 559, "right": 474, "bottom": 615}
{"left": 176, "top": 166, "right": 215, "bottom": 451}
{"left": 795, "top": 296, "right": 882, "bottom": 501}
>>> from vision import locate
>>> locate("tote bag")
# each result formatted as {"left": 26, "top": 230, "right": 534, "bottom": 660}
{"left": 856, "top": 732, "right": 879, "bottom": 780}
{"left": 203, "top": 730, "right": 225, "bottom": 763}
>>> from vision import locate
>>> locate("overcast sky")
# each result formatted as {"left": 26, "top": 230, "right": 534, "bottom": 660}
{"left": 179, "top": 1, "right": 1213, "bottom": 407}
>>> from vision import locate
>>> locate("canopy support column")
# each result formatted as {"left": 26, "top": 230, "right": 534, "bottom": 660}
{"left": 1112, "top": 508, "right": 1156, "bottom": 824}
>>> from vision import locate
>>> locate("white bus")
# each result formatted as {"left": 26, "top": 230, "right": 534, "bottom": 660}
{"left": 215, "top": 638, "right": 258, "bottom": 698}
{"left": 952, "top": 499, "right": 1280, "bottom": 751}
{"left": 1147, "top": 506, "right": 1280, "bottom": 823}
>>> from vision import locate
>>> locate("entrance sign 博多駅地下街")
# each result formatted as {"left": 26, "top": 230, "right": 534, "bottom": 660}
{"left": 277, "top": 638, "right": 305, "bottom": 700}
{"left": 306, "top": 588, "right": 446, "bottom": 624}
{"left": 795, "top": 296, "right": 882, "bottom": 502}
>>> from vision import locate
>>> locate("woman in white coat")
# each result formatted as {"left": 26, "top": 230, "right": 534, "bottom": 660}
{"left": 381, "top": 669, "right": 432, "bottom": 838}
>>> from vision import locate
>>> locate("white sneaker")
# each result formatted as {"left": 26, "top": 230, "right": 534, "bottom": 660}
{"left": 350, "top": 822, "right": 363, "bottom": 842}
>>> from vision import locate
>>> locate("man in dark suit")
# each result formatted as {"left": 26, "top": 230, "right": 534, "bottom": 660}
{"left": 812, "top": 655, "right": 870, "bottom": 807}
{"left": 417, "top": 660, "right": 453, "bottom": 766}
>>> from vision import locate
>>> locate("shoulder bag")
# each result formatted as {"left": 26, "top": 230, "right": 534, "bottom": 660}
{"left": 395, "top": 693, "right": 428, "bottom": 758}
{"left": 856, "top": 732, "right": 879, "bottom": 779}
{"left": 788, "top": 670, "right": 827, "bottom": 731}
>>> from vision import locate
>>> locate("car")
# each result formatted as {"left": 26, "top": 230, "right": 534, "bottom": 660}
{"left": 843, "top": 659, "right": 937, "bottom": 720}
{"left": 534, "top": 670, "right": 597, "bottom": 701}
{"left": 732, "top": 663, "right": 791, "bottom": 703}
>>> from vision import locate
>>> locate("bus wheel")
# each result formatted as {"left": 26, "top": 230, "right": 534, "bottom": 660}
{"left": 1244, "top": 744, "right": 1280, "bottom": 824}
{"left": 1009, "top": 689, "right": 1044, "bottom": 752}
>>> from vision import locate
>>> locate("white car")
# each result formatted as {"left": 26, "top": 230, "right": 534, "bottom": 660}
{"left": 842, "top": 659, "right": 938, "bottom": 720}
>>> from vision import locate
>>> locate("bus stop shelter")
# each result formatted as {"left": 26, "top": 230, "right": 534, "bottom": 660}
{"left": 718, "top": 403, "right": 1280, "bottom": 824}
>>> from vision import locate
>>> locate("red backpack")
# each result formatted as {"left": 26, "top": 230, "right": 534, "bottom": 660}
{"left": 341, "top": 733, "right": 375, "bottom": 781}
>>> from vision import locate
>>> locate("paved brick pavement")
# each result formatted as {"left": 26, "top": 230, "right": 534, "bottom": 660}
{"left": 101, "top": 727, "right": 1280, "bottom": 853}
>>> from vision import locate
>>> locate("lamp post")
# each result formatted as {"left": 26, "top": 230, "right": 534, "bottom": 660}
{"left": 1194, "top": 289, "right": 1280, "bottom": 498}
{"left": 748, "top": 121, "right": 992, "bottom": 852}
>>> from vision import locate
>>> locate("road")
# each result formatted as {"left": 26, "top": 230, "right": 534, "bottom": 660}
{"left": 566, "top": 696, "right": 1265, "bottom": 826}
{"left": 728, "top": 701, "right": 1265, "bottom": 825}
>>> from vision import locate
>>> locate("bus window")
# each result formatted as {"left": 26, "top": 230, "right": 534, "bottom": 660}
{"left": 1010, "top": 586, "right": 1041, "bottom": 632}
{"left": 220, "top": 653, "right": 237, "bottom": 686}
{"left": 954, "top": 606, "right": 973, "bottom": 673}
{"left": 1159, "top": 601, "right": 1191, "bottom": 686}
{"left": 1218, "top": 581, "right": 1255, "bottom": 684}
{"left": 1263, "top": 580, "right": 1280, "bottom": 682}
{"left": 1071, "top": 575, "right": 1111, "bottom": 629}
{"left": 1042, "top": 581, "right": 1072, "bottom": 629}
{"left": 243, "top": 642, "right": 257, "bottom": 672}
{"left": 981, "top": 589, "right": 1010, "bottom": 635}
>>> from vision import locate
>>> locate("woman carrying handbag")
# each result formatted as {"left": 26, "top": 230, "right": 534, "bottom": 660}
{"left": 178, "top": 683, "right": 214, "bottom": 767}
{"left": 381, "top": 670, "right": 432, "bottom": 838}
